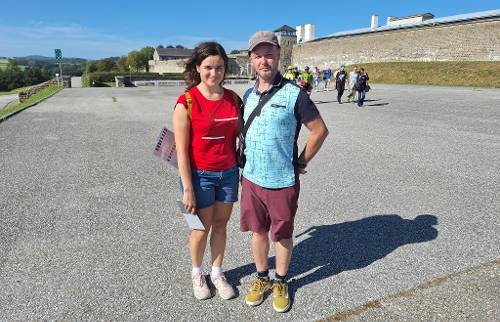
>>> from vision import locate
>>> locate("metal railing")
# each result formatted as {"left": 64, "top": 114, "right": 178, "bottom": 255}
{"left": 133, "top": 79, "right": 252, "bottom": 87}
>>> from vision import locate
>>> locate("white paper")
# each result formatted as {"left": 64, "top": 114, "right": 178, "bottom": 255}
{"left": 182, "top": 213, "right": 205, "bottom": 230}
{"left": 177, "top": 201, "right": 205, "bottom": 230}
{"left": 153, "top": 127, "right": 178, "bottom": 168}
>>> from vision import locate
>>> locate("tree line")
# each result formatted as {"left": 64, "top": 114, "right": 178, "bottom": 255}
{"left": 1, "top": 44, "right": 188, "bottom": 91}
{"left": 85, "top": 47, "right": 155, "bottom": 74}
{"left": 0, "top": 59, "right": 53, "bottom": 92}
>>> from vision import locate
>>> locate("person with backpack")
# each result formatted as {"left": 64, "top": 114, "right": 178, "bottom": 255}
{"left": 173, "top": 41, "right": 241, "bottom": 301}
{"left": 355, "top": 68, "right": 370, "bottom": 107}
{"left": 240, "top": 31, "right": 329, "bottom": 313}
{"left": 300, "top": 66, "right": 314, "bottom": 95}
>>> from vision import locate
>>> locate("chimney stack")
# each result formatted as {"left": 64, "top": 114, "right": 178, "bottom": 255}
{"left": 371, "top": 15, "right": 379, "bottom": 30}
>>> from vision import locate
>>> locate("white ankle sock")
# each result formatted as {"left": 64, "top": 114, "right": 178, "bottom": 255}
{"left": 192, "top": 266, "right": 202, "bottom": 276}
{"left": 211, "top": 266, "right": 223, "bottom": 277}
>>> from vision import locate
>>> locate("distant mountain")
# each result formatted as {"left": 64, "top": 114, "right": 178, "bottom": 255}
{"left": 21, "top": 55, "right": 54, "bottom": 60}
{"left": 14, "top": 55, "right": 87, "bottom": 63}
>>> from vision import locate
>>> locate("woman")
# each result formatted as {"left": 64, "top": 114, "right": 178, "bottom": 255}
{"left": 356, "top": 68, "right": 370, "bottom": 107}
{"left": 312, "top": 66, "right": 321, "bottom": 92}
{"left": 173, "top": 42, "right": 241, "bottom": 300}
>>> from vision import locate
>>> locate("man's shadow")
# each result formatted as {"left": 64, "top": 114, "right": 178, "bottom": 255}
{"left": 225, "top": 214, "right": 438, "bottom": 300}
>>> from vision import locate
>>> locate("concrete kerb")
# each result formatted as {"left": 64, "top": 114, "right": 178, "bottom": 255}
{"left": 0, "top": 87, "right": 64, "bottom": 124}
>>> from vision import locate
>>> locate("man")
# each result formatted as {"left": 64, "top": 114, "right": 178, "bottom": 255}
{"left": 356, "top": 68, "right": 370, "bottom": 107}
{"left": 283, "top": 65, "right": 296, "bottom": 82}
{"left": 323, "top": 67, "right": 332, "bottom": 91}
{"left": 335, "top": 64, "right": 348, "bottom": 103}
{"left": 240, "top": 31, "right": 329, "bottom": 313}
{"left": 300, "top": 66, "right": 313, "bottom": 95}
{"left": 347, "top": 66, "right": 358, "bottom": 103}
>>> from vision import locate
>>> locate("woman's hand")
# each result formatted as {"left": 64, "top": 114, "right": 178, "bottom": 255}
{"left": 183, "top": 188, "right": 196, "bottom": 214}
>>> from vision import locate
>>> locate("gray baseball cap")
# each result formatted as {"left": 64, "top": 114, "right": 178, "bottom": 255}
{"left": 248, "top": 31, "right": 280, "bottom": 52}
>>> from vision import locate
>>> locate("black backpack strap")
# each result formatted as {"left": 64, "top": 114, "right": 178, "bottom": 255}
{"left": 241, "top": 85, "right": 281, "bottom": 139}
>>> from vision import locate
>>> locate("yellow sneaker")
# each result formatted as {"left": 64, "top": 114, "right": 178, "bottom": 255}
{"left": 245, "top": 277, "right": 272, "bottom": 306}
{"left": 272, "top": 281, "right": 290, "bottom": 313}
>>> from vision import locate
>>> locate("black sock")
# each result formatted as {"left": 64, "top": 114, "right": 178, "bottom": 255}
{"left": 257, "top": 270, "right": 269, "bottom": 280}
{"left": 274, "top": 273, "right": 287, "bottom": 283}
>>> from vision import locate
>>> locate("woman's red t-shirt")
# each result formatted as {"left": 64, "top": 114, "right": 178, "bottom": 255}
{"left": 176, "top": 86, "right": 240, "bottom": 171}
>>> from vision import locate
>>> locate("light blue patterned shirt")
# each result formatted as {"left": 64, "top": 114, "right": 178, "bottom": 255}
{"left": 242, "top": 74, "right": 306, "bottom": 188}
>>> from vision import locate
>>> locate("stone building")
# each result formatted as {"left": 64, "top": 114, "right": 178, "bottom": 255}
{"left": 274, "top": 25, "right": 298, "bottom": 71}
{"left": 148, "top": 47, "right": 246, "bottom": 76}
{"left": 149, "top": 47, "right": 193, "bottom": 74}
{"left": 291, "top": 9, "right": 500, "bottom": 69}
{"left": 153, "top": 48, "right": 193, "bottom": 61}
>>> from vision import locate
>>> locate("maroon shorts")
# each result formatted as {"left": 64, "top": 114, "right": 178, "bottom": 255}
{"left": 240, "top": 176, "right": 300, "bottom": 241}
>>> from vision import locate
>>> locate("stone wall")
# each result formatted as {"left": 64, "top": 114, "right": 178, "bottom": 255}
{"left": 18, "top": 79, "right": 60, "bottom": 102}
{"left": 292, "top": 19, "right": 500, "bottom": 69}
{"left": 149, "top": 55, "right": 250, "bottom": 77}
{"left": 149, "top": 59, "right": 186, "bottom": 74}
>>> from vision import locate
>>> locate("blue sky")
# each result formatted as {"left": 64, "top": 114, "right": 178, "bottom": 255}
{"left": 1, "top": 0, "right": 498, "bottom": 60}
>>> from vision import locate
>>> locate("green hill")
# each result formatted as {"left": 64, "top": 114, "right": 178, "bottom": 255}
{"left": 349, "top": 61, "right": 500, "bottom": 88}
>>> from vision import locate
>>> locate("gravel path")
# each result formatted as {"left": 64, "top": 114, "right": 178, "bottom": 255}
{"left": 1, "top": 84, "right": 499, "bottom": 321}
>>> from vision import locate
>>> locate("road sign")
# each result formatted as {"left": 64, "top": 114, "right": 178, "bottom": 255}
{"left": 55, "top": 49, "right": 62, "bottom": 61}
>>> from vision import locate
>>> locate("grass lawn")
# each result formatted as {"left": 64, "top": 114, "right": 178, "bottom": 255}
{"left": 348, "top": 61, "right": 500, "bottom": 88}
{"left": 0, "top": 85, "right": 63, "bottom": 120}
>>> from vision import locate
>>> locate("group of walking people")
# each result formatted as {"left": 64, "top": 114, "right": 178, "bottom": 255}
{"left": 283, "top": 64, "right": 370, "bottom": 107}
{"left": 172, "top": 31, "right": 329, "bottom": 313}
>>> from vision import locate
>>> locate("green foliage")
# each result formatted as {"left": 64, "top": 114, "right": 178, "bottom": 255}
{"left": 11, "top": 57, "right": 85, "bottom": 76}
{"left": 97, "top": 58, "right": 117, "bottom": 72}
{"left": 230, "top": 50, "right": 240, "bottom": 54}
{"left": 0, "top": 84, "right": 63, "bottom": 120}
{"left": 85, "top": 61, "right": 99, "bottom": 74}
{"left": 0, "top": 58, "right": 52, "bottom": 91}
{"left": 116, "top": 56, "right": 129, "bottom": 72}
{"left": 349, "top": 61, "right": 500, "bottom": 88}
{"left": 140, "top": 47, "right": 155, "bottom": 72}
{"left": 127, "top": 51, "right": 142, "bottom": 72}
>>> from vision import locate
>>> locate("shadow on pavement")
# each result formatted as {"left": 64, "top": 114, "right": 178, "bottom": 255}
{"left": 225, "top": 214, "right": 438, "bottom": 308}
{"left": 313, "top": 100, "right": 337, "bottom": 105}
{"left": 366, "top": 102, "right": 390, "bottom": 107}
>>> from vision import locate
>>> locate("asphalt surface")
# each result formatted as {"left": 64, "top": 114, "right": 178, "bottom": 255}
{"left": 0, "top": 84, "right": 499, "bottom": 321}
{"left": 0, "top": 94, "right": 18, "bottom": 110}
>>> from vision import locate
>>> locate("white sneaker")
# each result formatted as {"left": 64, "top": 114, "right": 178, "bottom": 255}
{"left": 211, "top": 273, "right": 235, "bottom": 300}
{"left": 192, "top": 273, "right": 212, "bottom": 300}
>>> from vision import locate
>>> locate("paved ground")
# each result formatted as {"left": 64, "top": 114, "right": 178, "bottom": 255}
{"left": 0, "top": 94, "right": 18, "bottom": 110}
{"left": 0, "top": 84, "right": 499, "bottom": 321}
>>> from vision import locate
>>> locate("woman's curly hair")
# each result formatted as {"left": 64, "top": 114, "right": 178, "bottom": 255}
{"left": 183, "top": 42, "right": 228, "bottom": 89}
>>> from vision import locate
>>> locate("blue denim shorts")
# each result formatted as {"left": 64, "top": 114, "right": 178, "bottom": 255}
{"left": 180, "top": 166, "right": 240, "bottom": 209}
